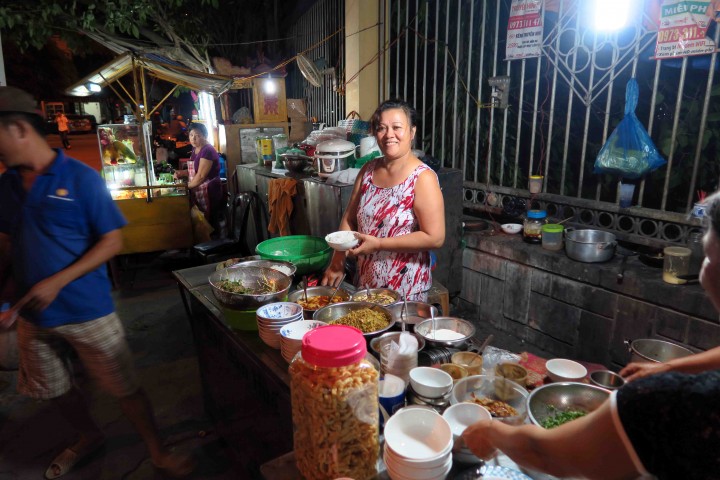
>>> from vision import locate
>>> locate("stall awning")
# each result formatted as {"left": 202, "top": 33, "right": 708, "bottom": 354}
{"left": 65, "top": 52, "right": 234, "bottom": 97}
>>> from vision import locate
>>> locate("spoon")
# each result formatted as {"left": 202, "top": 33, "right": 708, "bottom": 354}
{"left": 470, "top": 334, "right": 494, "bottom": 366}
{"left": 329, "top": 273, "right": 346, "bottom": 302}
{"left": 401, "top": 293, "right": 409, "bottom": 332}
{"left": 303, "top": 276, "right": 308, "bottom": 301}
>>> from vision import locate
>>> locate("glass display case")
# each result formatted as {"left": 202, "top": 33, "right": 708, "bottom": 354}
{"left": 98, "top": 122, "right": 185, "bottom": 200}
{"left": 97, "top": 122, "right": 193, "bottom": 254}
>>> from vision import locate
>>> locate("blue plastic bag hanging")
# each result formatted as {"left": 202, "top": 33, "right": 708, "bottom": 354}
{"left": 593, "top": 79, "right": 666, "bottom": 180}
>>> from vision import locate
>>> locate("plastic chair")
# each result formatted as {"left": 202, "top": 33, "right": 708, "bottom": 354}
{"left": 193, "top": 191, "right": 268, "bottom": 264}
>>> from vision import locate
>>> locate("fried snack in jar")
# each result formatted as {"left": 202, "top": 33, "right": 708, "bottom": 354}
{"left": 290, "top": 325, "right": 379, "bottom": 480}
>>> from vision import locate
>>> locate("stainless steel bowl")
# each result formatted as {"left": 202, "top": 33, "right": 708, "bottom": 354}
{"left": 350, "top": 288, "right": 401, "bottom": 306}
{"left": 312, "top": 301, "right": 394, "bottom": 338}
{"left": 450, "top": 375, "right": 528, "bottom": 425}
{"left": 216, "top": 258, "right": 297, "bottom": 277}
{"left": 209, "top": 265, "right": 292, "bottom": 310}
{"left": 385, "top": 302, "right": 440, "bottom": 330}
{"left": 527, "top": 382, "right": 610, "bottom": 428}
{"left": 281, "top": 154, "right": 311, "bottom": 173}
{"left": 414, "top": 317, "right": 476, "bottom": 348}
{"left": 369, "top": 331, "right": 426, "bottom": 359}
{"left": 589, "top": 370, "right": 626, "bottom": 390}
{"left": 288, "top": 286, "right": 351, "bottom": 319}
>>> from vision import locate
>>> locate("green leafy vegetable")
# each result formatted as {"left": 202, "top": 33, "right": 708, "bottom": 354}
{"left": 540, "top": 405, "right": 587, "bottom": 429}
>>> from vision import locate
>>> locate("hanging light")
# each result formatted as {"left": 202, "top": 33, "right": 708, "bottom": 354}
{"left": 592, "top": 0, "right": 631, "bottom": 32}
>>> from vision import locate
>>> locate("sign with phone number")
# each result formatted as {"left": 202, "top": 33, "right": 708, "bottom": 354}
{"left": 655, "top": 0, "right": 717, "bottom": 58}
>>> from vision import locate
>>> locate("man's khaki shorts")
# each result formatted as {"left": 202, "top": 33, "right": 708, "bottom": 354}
{"left": 17, "top": 312, "right": 138, "bottom": 400}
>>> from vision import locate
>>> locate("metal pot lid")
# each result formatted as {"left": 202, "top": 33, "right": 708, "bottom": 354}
{"left": 315, "top": 138, "right": 356, "bottom": 155}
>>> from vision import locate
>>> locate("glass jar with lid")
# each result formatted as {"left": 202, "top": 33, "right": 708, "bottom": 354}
{"left": 290, "top": 325, "right": 379, "bottom": 480}
{"left": 523, "top": 210, "right": 547, "bottom": 244}
{"left": 541, "top": 223, "right": 564, "bottom": 251}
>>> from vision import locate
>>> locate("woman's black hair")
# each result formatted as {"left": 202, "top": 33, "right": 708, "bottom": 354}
{"left": 370, "top": 99, "right": 417, "bottom": 134}
{"left": 706, "top": 191, "right": 720, "bottom": 238}
{"left": 188, "top": 122, "right": 207, "bottom": 137}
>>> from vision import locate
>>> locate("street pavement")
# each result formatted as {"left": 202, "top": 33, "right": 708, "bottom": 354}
{"left": 47, "top": 132, "right": 103, "bottom": 171}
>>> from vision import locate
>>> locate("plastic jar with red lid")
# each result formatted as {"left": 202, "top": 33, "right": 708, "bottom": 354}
{"left": 290, "top": 325, "right": 379, "bottom": 480}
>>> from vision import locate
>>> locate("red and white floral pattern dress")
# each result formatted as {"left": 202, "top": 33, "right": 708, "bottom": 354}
{"left": 356, "top": 159, "right": 436, "bottom": 300}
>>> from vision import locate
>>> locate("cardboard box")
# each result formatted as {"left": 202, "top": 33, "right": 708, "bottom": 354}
{"left": 287, "top": 99, "right": 308, "bottom": 120}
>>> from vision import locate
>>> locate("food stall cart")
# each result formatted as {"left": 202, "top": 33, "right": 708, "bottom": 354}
{"left": 99, "top": 121, "right": 193, "bottom": 254}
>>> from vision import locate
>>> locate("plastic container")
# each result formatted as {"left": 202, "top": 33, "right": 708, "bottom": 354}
{"left": 663, "top": 246, "right": 691, "bottom": 284}
{"left": 541, "top": 224, "right": 564, "bottom": 251}
{"left": 523, "top": 210, "right": 547, "bottom": 244}
{"left": 290, "top": 325, "right": 379, "bottom": 480}
{"left": 255, "top": 235, "right": 332, "bottom": 276}
{"left": 256, "top": 135, "right": 273, "bottom": 166}
{"left": 528, "top": 175, "right": 543, "bottom": 194}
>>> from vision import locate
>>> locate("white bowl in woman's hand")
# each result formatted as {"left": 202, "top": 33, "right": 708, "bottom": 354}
{"left": 325, "top": 231, "right": 360, "bottom": 251}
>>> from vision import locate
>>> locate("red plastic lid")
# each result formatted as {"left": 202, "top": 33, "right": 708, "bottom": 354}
{"left": 301, "top": 325, "right": 367, "bottom": 367}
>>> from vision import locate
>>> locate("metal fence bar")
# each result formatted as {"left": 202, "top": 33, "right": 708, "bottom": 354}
{"left": 413, "top": 0, "right": 419, "bottom": 112}
{"left": 577, "top": 32, "right": 598, "bottom": 198}
{"left": 513, "top": 60, "right": 525, "bottom": 188}
{"left": 528, "top": 57, "right": 541, "bottom": 180}
{"left": 543, "top": 0, "right": 565, "bottom": 191}
{"left": 431, "top": 0, "right": 439, "bottom": 153}
{"left": 639, "top": 60, "right": 662, "bottom": 207}
{"left": 451, "top": 2, "right": 462, "bottom": 170}
{"left": 600, "top": 37, "right": 620, "bottom": 203}
{"left": 403, "top": 0, "right": 409, "bottom": 101}
{"left": 487, "top": 1, "right": 501, "bottom": 185}
{"left": 661, "top": 56, "right": 688, "bottom": 211}
{"left": 687, "top": 26, "right": 720, "bottom": 212}
{"left": 473, "top": 0, "right": 487, "bottom": 183}
{"left": 462, "top": 0, "right": 475, "bottom": 176}
{"left": 441, "top": 1, "right": 450, "bottom": 165}
{"left": 421, "top": 0, "right": 428, "bottom": 151}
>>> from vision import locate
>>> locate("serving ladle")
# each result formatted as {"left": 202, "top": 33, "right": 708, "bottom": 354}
{"left": 329, "top": 273, "right": 346, "bottom": 302}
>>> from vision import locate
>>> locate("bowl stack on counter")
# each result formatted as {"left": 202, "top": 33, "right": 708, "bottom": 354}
{"left": 255, "top": 302, "right": 304, "bottom": 349}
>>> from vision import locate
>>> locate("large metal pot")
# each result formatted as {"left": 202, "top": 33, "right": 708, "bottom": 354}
{"left": 625, "top": 338, "right": 694, "bottom": 364}
{"left": 565, "top": 228, "right": 617, "bottom": 263}
{"left": 414, "top": 317, "right": 476, "bottom": 349}
{"left": 209, "top": 265, "right": 292, "bottom": 310}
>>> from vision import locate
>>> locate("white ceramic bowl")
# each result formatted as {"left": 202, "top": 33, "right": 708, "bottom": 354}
{"left": 545, "top": 358, "right": 588, "bottom": 383}
{"left": 279, "top": 320, "right": 328, "bottom": 340}
{"left": 256, "top": 302, "right": 304, "bottom": 322}
{"left": 383, "top": 407, "right": 453, "bottom": 461}
{"left": 501, "top": 223, "right": 523, "bottom": 234}
{"left": 324, "top": 231, "right": 359, "bottom": 251}
{"left": 384, "top": 448, "right": 452, "bottom": 480}
{"left": 409, "top": 367, "right": 454, "bottom": 398}
{"left": 442, "top": 402, "right": 492, "bottom": 438}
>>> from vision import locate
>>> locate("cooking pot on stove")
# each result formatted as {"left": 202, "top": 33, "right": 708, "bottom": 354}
{"left": 314, "top": 138, "right": 355, "bottom": 178}
{"left": 565, "top": 228, "right": 617, "bottom": 263}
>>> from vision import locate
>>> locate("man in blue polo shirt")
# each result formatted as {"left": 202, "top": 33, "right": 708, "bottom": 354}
{"left": 0, "top": 87, "right": 193, "bottom": 479}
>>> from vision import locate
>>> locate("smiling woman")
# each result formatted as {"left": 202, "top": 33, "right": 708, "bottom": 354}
{"left": 322, "top": 99, "right": 445, "bottom": 300}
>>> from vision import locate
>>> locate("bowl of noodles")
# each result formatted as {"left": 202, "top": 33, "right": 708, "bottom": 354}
{"left": 209, "top": 265, "right": 292, "bottom": 310}
{"left": 288, "top": 286, "right": 351, "bottom": 319}
{"left": 312, "top": 301, "right": 395, "bottom": 338}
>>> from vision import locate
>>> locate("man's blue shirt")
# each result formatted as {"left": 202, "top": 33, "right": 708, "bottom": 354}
{"left": 0, "top": 150, "right": 127, "bottom": 327}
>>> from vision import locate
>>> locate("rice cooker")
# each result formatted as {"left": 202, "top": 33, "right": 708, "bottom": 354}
{"left": 314, "top": 138, "right": 356, "bottom": 178}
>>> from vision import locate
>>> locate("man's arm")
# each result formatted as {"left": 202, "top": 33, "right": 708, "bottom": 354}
{"left": 15, "top": 229, "right": 123, "bottom": 313}
{"left": 0, "top": 232, "right": 11, "bottom": 295}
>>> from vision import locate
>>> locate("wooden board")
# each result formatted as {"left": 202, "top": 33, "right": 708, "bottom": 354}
{"left": 116, "top": 195, "right": 193, "bottom": 254}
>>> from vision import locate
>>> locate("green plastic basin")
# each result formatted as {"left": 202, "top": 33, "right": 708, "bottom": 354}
{"left": 255, "top": 235, "right": 332, "bottom": 276}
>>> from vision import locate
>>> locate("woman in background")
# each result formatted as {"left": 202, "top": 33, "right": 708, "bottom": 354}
{"left": 321, "top": 100, "right": 445, "bottom": 300}
{"left": 174, "top": 123, "right": 223, "bottom": 235}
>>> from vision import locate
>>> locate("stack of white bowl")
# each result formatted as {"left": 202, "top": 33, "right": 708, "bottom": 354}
{"left": 383, "top": 407, "right": 453, "bottom": 480}
{"left": 256, "top": 302, "right": 304, "bottom": 349}
{"left": 279, "top": 320, "right": 328, "bottom": 362}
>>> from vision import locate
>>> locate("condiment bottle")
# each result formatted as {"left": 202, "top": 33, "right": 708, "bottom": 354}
{"left": 290, "top": 325, "right": 379, "bottom": 480}
{"left": 523, "top": 210, "right": 547, "bottom": 244}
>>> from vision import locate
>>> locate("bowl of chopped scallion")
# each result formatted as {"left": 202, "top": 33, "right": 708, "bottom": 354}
{"left": 527, "top": 382, "right": 610, "bottom": 429}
